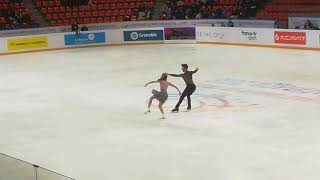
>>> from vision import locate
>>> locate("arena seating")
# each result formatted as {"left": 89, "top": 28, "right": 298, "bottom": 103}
{"left": 0, "top": 0, "right": 35, "bottom": 29}
{"left": 35, "top": 0, "right": 155, "bottom": 26}
{"left": 257, "top": 0, "right": 320, "bottom": 27}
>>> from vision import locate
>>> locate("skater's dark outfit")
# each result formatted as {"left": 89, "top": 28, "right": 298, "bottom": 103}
{"left": 168, "top": 67, "right": 198, "bottom": 112}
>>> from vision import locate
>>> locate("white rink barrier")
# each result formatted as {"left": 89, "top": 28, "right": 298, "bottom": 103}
{"left": 0, "top": 27, "right": 320, "bottom": 55}
{"left": 0, "top": 28, "right": 164, "bottom": 55}
{"left": 196, "top": 27, "right": 320, "bottom": 49}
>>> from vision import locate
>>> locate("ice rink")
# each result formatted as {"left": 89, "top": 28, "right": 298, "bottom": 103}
{"left": 1, "top": 44, "right": 320, "bottom": 180}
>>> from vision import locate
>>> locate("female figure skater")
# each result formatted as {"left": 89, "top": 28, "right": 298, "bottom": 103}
{"left": 144, "top": 73, "right": 181, "bottom": 119}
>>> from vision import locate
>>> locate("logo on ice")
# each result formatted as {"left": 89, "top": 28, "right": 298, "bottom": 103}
{"left": 124, "top": 30, "right": 164, "bottom": 41}
{"left": 274, "top": 31, "right": 306, "bottom": 45}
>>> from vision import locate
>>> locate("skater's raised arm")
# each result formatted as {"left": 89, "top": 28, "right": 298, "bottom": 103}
{"left": 168, "top": 82, "right": 181, "bottom": 95}
{"left": 191, "top": 68, "right": 199, "bottom": 74}
{"left": 166, "top": 72, "right": 182, "bottom": 77}
{"left": 144, "top": 80, "right": 159, "bottom": 87}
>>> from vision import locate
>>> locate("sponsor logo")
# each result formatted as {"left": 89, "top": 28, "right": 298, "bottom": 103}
{"left": 164, "top": 27, "right": 196, "bottom": 40}
{"left": 197, "top": 31, "right": 224, "bottom": 40}
{"left": 241, "top": 30, "right": 257, "bottom": 40}
{"left": 7, "top": 36, "right": 48, "bottom": 51}
{"left": 274, "top": 31, "right": 306, "bottom": 45}
{"left": 130, "top": 32, "right": 139, "bottom": 40}
{"left": 64, "top": 32, "right": 106, "bottom": 46}
{"left": 123, "top": 30, "right": 164, "bottom": 41}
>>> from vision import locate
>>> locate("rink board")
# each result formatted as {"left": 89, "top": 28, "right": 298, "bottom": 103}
{"left": 0, "top": 27, "right": 320, "bottom": 55}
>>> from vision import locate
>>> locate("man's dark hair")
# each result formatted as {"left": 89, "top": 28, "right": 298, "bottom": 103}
{"left": 181, "top": 64, "right": 188, "bottom": 69}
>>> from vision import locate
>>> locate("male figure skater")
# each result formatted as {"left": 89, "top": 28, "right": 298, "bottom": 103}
{"left": 166, "top": 64, "right": 199, "bottom": 112}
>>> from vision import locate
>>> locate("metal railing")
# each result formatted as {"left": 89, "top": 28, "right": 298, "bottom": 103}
{"left": 0, "top": 153, "right": 75, "bottom": 180}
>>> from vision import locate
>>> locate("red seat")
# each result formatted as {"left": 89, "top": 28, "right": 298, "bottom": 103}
{"left": 72, "top": 12, "right": 79, "bottom": 18}
{"left": 79, "top": 6, "right": 85, "bottom": 11}
{"left": 110, "top": 16, "right": 116, "bottom": 22}
{"left": 123, "top": 3, "right": 129, "bottom": 9}
{"left": 41, "top": 7, "right": 47, "bottom": 13}
{"left": 105, "top": 10, "right": 111, "bottom": 16}
{"left": 66, "top": 6, "right": 72, "bottom": 12}
{"left": 125, "top": 9, "right": 131, "bottom": 15}
{"left": 97, "top": 17, "right": 103, "bottom": 23}
{"left": 52, "top": 13, "right": 58, "bottom": 20}
{"left": 64, "top": 19, "right": 70, "bottom": 26}
{"left": 91, "top": 5, "right": 97, "bottom": 11}
{"left": 54, "top": 0, "right": 60, "bottom": 6}
{"left": 53, "top": 6, "right": 60, "bottom": 13}
{"left": 104, "top": 17, "right": 110, "bottom": 22}
{"left": 47, "top": 7, "right": 53, "bottom": 13}
{"left": 0, "top": 17, "right": 6, "bottom": 23}
{"left": 51, "top": 20, "right": 57, "bottom": 26}
{"left": 112, "top": 9, "right": 119, "bottom": 16}
{"left": 60, "top": 6, "right": 66, "bottom": 12}
{"left": 70, "top": 19, "right": 76, "bottom": 24}
{"left": 84, "top": 18, "right": 90, "bottom": 24}
{"left": 129, "top": 2, "right": 135, "bottom": 8}
{"left": 98, "top": 11, "right": 105, "bottom": 16}
{"left": 48, "top": 1, "right": 54, "bottom": 7}
{"left": 93, "top": 11, "right": 99, "bottom": 17}
{"left": 131, "top": 15, "right": 137, "bottom": 21}
{"left": 14, "top": 2, "right": 21, "bottom": 8}
{"left": 59, "top": 13, "right": 65, "bottom": 19}
{"left": 46, "top": 14, "right": 52, "bottom": 20}
{"left": 85, "top": 11, "right": 91, "bottom": 17}
{"left": 72, "top": 6, "right": 79, "bottom": 11}
{"left": 57, "top": 19, "right": 63, "bottom": 26}
{"left": 66, "top": 12, "right": 72, "bottom": 18}
{"left": 110, "top": 3, "right": 116, "bottom": 9}
{"left": 36, "top": 1, "right": 41, "bottom": 7}
{"left": 42, "top": 1, "right": 48, "bottom": 7}
{"left": 117, "top": 3, "right": 123, "bottom": 9}
{"left": 98, "top": 4, "right": 104, "bottom": 10}
{"left": 117, "top": 16, "right": 123, "bottom": 22}
{"left": 119, "top": 9, "right": 125, "bottom": 15}
{"left": 90, "top": 17, "right": 97, "bottom": 23}
{"left": 103, "top": 4, "right": 110, "bottom": 9}
{"left": 79, "top": 11, "right": 85, "bottom": 18}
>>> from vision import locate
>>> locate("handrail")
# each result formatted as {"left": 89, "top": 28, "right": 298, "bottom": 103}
{"left": 0, "top": 153, "right": 76, "bottom": 180}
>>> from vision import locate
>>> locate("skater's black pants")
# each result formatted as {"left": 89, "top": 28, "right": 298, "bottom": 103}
{"left": 175, "top": 84, "right": 196, "bottom": 109}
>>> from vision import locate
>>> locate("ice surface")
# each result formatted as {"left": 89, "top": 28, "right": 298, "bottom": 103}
{"left": 0, "top": 44, "right": 320, "bottom": 180}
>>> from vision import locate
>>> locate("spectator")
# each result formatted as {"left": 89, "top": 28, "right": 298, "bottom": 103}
{"left": 138, "top": 10, "right": 146, "bottom": 20}
{"left": 208, "top": 11, "right": 216, "bottom": 19}
{"left": 71, "top": 22, "right": 79, "bottom": 36}
{"left": 160, "top": 12, "right": 169, "bottom": 20}
{"left": 81, "top": 24, "right": 88, "bottom": 31}
{"left": 303, "top": 20, "right": 314, "bottom": 30}
{"left": 195, "top": 12, "right": 202, "bottom": 19}
{"left": 124, "top": 15, "right": 131, "bottom": 21}
{"left": 227, "top": 18, "right": 234, "bottom": 27}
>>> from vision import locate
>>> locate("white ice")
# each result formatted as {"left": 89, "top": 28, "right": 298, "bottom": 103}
{"left": 0, "top": 44, "right": 320, "bottom": 180}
